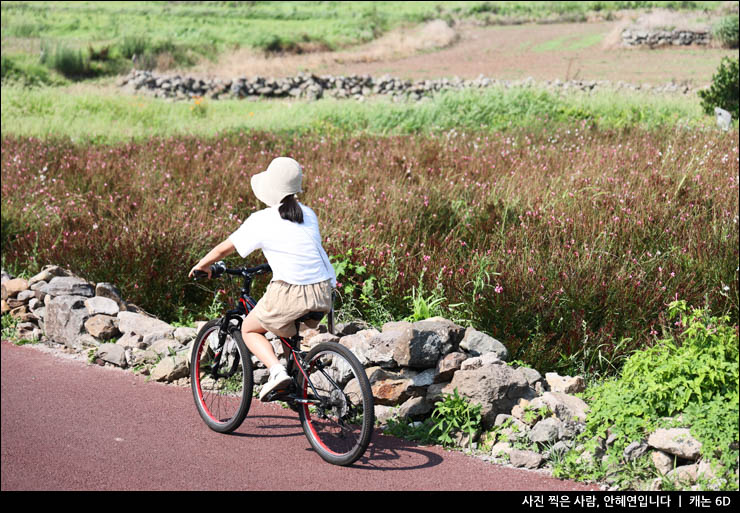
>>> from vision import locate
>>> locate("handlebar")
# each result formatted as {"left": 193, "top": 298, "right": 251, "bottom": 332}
{"left": 192, "top": 261, "right": 271, "bottom": 280}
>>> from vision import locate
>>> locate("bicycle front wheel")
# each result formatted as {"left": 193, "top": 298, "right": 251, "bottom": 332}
{"left": 298, "top": 342, "right": 374, "bottom": 466}
{"left": 190, "top": 318, "right": 253, "bottom": 433}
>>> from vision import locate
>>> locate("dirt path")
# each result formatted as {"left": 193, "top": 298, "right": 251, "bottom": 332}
{"left": 185, "top": 17, "right": 736, "bottom": 87}
{"left": 1, "top": 340, "right": 601, "bottom": 491}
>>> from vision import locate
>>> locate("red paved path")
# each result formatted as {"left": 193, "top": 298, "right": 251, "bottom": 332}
{"left": 1, "top": 340, "right": 600, "bottom": 491}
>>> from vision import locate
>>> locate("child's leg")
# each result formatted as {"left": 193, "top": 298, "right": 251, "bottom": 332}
{"left": 241, "top": 310, "right": 280, "bottom": 369}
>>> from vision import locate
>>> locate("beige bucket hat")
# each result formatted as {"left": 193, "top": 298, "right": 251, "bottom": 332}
{"left": 250, "top": 157, "right": 303, "bottom": 207}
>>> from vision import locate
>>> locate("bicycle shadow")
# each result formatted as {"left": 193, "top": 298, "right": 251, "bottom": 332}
{"left": 229, "top": 413, "right": 305, "bottom": 439}
{"left": 232, "top": 414, "right": 445, "bottom": 471}
{"left": 346, "top": 429, "right": 445, "bottom": 471}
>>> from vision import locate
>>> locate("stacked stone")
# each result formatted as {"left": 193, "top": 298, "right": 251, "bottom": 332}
{"left": 1, "top": 266, "right": 197, "bottom": 382}
{"left": 118, "top": 69, "right": 697, "bottom": 102}
{"left": 621, "top": 28, "right": 711, "bottom": 47}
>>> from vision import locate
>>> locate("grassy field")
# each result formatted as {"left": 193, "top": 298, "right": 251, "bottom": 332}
{"left": 2, "top": 1, "right": 722, "bottom": 49}
{"left": 1, "top": 1, "right": 727, "bottom": 83}
{"left": 0, "top": 81, "right": 717, "bottom": 143}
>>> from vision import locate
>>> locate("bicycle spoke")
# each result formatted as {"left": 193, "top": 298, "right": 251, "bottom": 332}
{"left": 298, "top": 343, "right": 374, "bottom": 465}
{"left": 191, "top": 320, "right": 253, "bottom": 433}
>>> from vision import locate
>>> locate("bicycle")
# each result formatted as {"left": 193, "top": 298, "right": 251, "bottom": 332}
{"left": 190, "top": 261, "right": 374, "bottom": 466}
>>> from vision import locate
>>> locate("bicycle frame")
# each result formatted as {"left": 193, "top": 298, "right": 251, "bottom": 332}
{"left": 199, "top": 262, "right": 339, "bottom": 407}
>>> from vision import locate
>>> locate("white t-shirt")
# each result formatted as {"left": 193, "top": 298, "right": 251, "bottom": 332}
{"left": 228, "top": 203, "right": 336, "bottom": 287}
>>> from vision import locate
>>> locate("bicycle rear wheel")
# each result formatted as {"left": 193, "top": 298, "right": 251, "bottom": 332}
{"left": 297, "top": 342, "right": 374, "bottom": 466}
{"left": 191, "top": 318, "right": 253, "bottom": 433}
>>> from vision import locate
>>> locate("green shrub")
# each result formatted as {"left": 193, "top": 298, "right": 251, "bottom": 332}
{"left": 119, "top": 34, "right": 152, "bottom": 60}
{"left": 698, "top": 57, "right": 739, "bottom": 119}
{"left": 559, "top": 300, "right": 739, "bottom": 489}
{"left": 429, "top": 388, "right": 483, "bottom": 448}
{"left": 384, "top": 388, "right": 483, "bottom": 449}
{"left": 40, "top": 41, "right": 91, "bottom": 78}
{"left": 713, "top": 14, "right": 739, "bottom": 49}
{"left": 1, "top": 54, "right": 64, "bottom": 86}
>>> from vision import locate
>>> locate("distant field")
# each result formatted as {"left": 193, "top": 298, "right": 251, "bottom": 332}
{"left": 1, "top": 1, "right": 723, "bottom": 51}
{"left": 1, "top": 1, "right": 728, "bottom": 84}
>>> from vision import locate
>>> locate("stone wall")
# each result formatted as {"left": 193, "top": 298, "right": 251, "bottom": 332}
{"left": 1, "top": 265, "right": 726, "bottom": 490}
{"left": 118, "top": 69, "right": 697, "bottom": 103}
{"left": 621, "top": 28, "right": 711, "bottom": 47}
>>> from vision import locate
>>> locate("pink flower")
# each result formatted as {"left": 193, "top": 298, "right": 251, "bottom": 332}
{"left": 494, "top": 285, "right": 503, "bottom": 294}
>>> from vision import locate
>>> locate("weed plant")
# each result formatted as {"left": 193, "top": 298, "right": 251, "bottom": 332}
{"left": 384, "top": 388, "right": 482, "bottom": 449}
{"left": 712, "top": 14, "right": 739, "bottom": 49}
{"left": 554, "top": 300, "right": 739, "bottom": 490}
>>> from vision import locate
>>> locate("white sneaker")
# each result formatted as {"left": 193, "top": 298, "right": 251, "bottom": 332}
{"left": 259, "top": 365, "right": 292, "bottom": 401}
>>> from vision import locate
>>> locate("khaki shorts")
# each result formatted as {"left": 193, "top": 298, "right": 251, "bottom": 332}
{"left": 252, "top": 279, "right": 333, "bottom": 338}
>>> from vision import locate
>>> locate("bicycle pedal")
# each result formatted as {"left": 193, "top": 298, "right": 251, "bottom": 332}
{"left": 262, "top": 388, "right": 290, "bottom": 402}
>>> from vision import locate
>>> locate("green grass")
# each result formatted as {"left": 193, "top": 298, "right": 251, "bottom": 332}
{"left": 567, "top": 32, "right": 605, "bottom": 50}
{"left": 0, "top": 82, "right": 716, "bottom": 143}
{"left": 0, "top": 1, "right": 486, "bottom": 55}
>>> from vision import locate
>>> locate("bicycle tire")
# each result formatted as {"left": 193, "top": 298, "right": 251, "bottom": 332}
{"left": 190, "top": 318, "right": 253, "bottom": 433}
{"left": 297, "top": 342, "right": 374, "bottom": 466}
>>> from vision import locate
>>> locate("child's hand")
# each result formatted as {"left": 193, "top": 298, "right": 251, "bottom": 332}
{"left": 189, "top": 263, "right": 212, "bottom": 279}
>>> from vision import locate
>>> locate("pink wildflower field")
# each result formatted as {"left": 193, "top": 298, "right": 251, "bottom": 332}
{"left": 2, "top": 126, "right": 738, "bottom": 372}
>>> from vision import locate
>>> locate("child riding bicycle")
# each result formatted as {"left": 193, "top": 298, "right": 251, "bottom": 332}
{"left": 189, "top": 157, "right": 336, "bottom": 401}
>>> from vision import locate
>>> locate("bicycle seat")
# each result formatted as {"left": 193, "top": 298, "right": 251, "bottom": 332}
{"left": 296, "top": 311, "right": 325, "bottom": 323}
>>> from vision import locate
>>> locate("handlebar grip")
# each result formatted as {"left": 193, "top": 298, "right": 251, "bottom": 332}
{"left": 192, "top": 270, "right": 209, "bottom": 280}
{"left": 192, "top": 261, "right": 226, "bottom": 280}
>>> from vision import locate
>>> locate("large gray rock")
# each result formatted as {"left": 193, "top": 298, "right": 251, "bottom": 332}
{"left": 44, "top": 295, "right": 91, "bottom": 348}
{"left": 117, "top": 331, "right": 146, "bottom": 349}
{"left": 150, "top": 354, "right": 189, "bottom": 382}
{"left": 41, "top": 277, "right": 94, "bottom": 298}
{"left": 95, "top": 282, "right": 125, "bottom": 308}
{"left": 173, "top": 326, "right": 198, "bottom": 343}
{"left": 412, "top": 317, "right": 465, "bottom": 355}
{"left": 148, "top": 338, "right": 184, "bottom": 356}
{"left": 545, "top": 372, "right": 585, "bottom": 394}
{"left": 509, "top": 449, "right": 544, "bottom": 469}
{"left": 459, "top": 327, "right": 509, "bottom": 360}
{"left": 647, "top": 428, "right": 702, "bottom": 460}
{"left": 117, "top": 311, "right": 174, "bottom": 338}
{"left": 339, "top": 329, "right": 383, "bottom": 367}
{"left": 84, "top": 296, "right": 120, "bottom": 317}
{"left": 362, "top": 331, "right": 402, "bottom": 368}
{"left": 84, "top": 314, "right": 120, "bottom": 340}
{"left": 389, "top": 322, "right": 444, "bottom": 368}
{"left": 397, "top": 396, "right": 433, "bottom": 420}
{"left": 445, "top": 362, "right": 531, "bottom": 427}
{"left": 529, "top": 417, "right": 562, "bottom": 444}
{"left": 529, "top": 392, "right": 590, "bottom": 423}
{"left": 98, "top": 343, "right": 127, "bottom": 367}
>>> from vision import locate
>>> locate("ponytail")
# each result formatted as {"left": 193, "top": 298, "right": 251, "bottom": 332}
{"left": 279, "top": 194, "right": 303, "bottom": 223}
